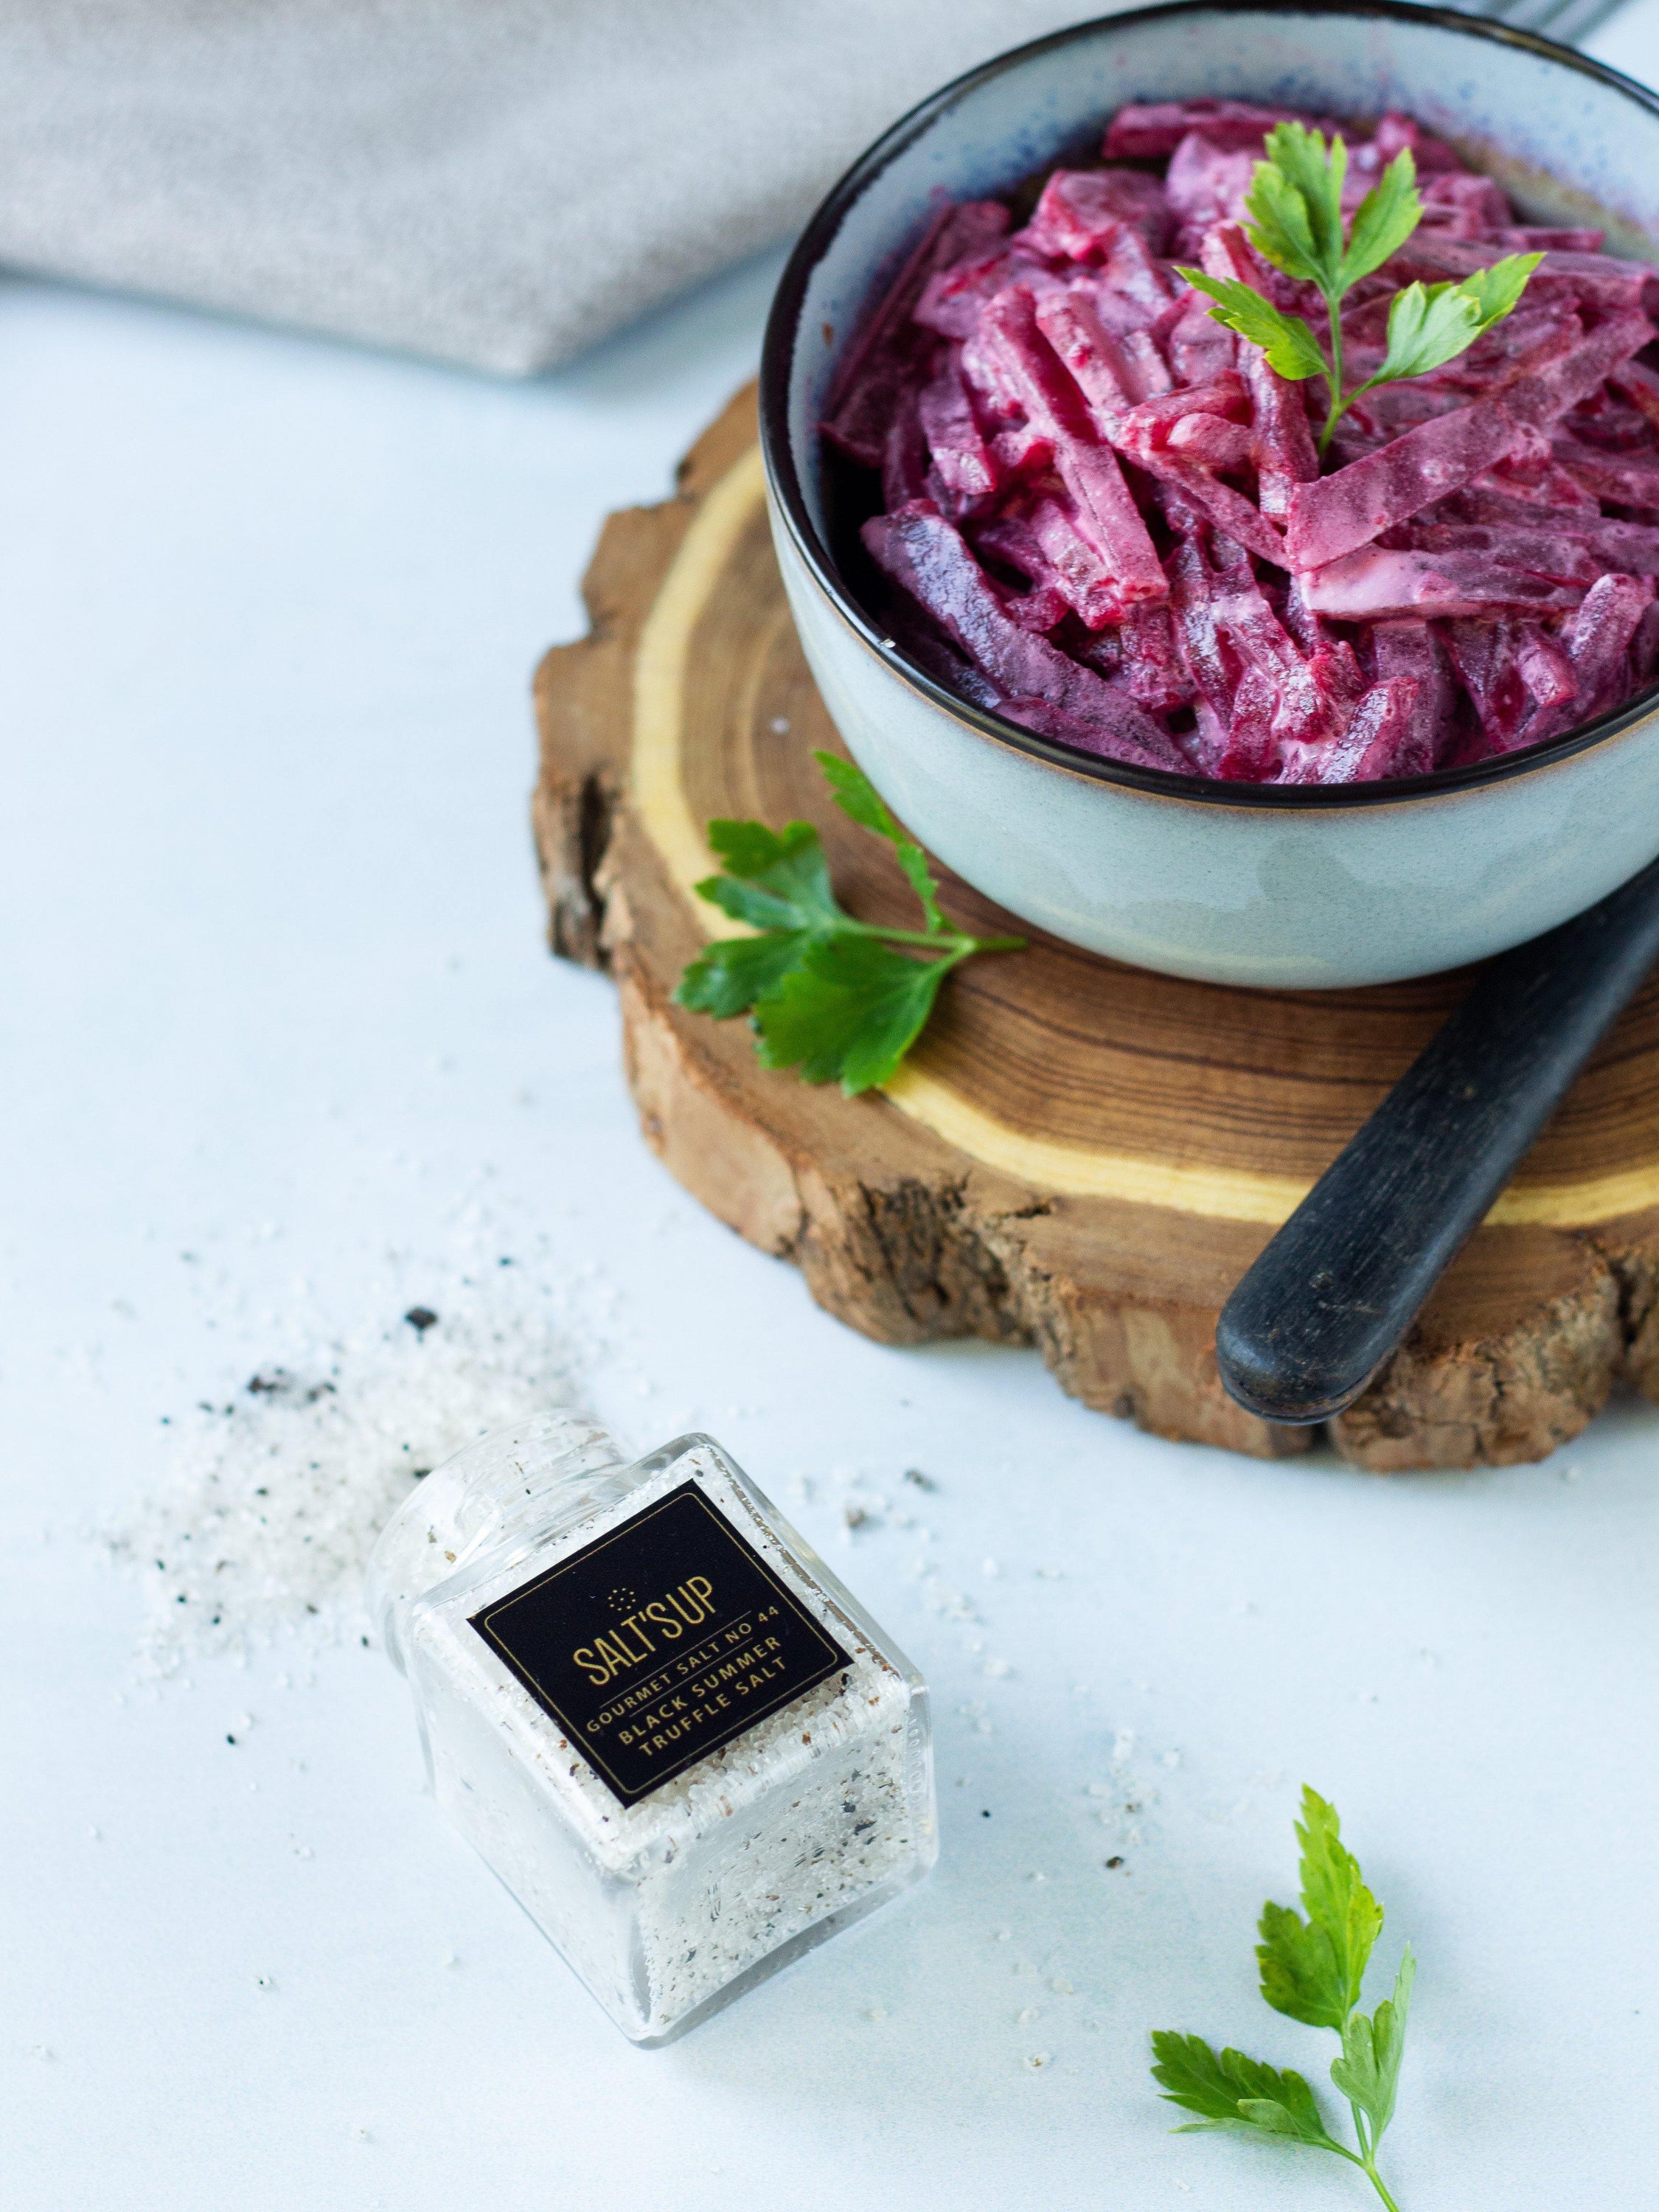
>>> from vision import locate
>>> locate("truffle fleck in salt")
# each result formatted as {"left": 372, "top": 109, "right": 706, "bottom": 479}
{"left": 369, "top": 1418, "right": 936, "bottom": 2045}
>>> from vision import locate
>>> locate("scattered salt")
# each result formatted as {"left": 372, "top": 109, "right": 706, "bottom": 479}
{"left": 104, "top": 1261, "right": 595, "bottom": 1669}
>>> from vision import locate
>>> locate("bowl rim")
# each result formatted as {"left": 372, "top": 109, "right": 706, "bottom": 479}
{"left": 759, "top": 0, "right": 1659, "bottom": 813}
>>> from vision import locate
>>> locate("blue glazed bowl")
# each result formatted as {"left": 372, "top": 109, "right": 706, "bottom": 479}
{"left": 760, "top": 1, "right": 1659, "bottom": 987}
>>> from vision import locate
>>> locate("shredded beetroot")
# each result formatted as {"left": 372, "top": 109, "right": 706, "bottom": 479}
{"left": 827, "top": 102, "right": 1659, "bottom": 782}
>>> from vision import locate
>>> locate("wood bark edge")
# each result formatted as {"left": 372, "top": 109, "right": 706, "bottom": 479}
{"left": 532, "top": 386, "right": 1659, "bottom": 1472}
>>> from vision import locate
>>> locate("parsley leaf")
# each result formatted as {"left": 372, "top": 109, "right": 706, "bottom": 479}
{"left": 1370, "top": 255, "right": 1543, "bottom": 383}
{"left": 694, "top": 818, "right": 842, "bottom": 931}
{"left": 754, "top": 933, "right": 967, "bottom": 1092}
{"left": 1183, "top": 121, "right": 1534, "bottom": 456}
{"left": 1370, "top": 278, "right": 1482, "bottom": 384}
{"left": 1258, "top": 1896, "right": 1349, "bottom": 2031}
{"left": 1247, "top": 120, "right": 1349, "bottom": 291}
{"left": 1459, "top": 251, "right": 1545, "bottom": 327}
{"left": 1176, "top": 271, "right": 1329, "bottom": 382}
{"left": 1152, "top": 1790, "right": 1415, "bottom": 2212}
{"left": 815, "top": 748, "right": 945, "bottom": 932}
{"left": 1152, "top": 2034, "right": 1343, "bottom": 2151}
{"left": 1294, "top": 1787, "right": 1384, "bottom": 2017}
{"left": 1331, "top": 1950, "right": 1416, "bottom": 2149}
{"left": 676, "top": 929, "right": 818, "bottom": 1019}
{"left": 1340, "top": 150, "right": 1423, "bottom": 289}
{"left": 672, "top": 753, "right": 1022, "bottom": 1094}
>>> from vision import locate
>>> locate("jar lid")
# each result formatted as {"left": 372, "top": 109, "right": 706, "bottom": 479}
{"left": 365, "top": 1409, "right": 624, "bottom": 1672}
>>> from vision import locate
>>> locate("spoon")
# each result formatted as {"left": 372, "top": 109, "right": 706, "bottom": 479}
{"left": 1214, "top": 853, "right": 1659, "bottom": 1426}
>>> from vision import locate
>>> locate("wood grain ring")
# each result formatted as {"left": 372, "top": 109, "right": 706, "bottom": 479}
{"left": 535, "top": 386, "right": 1659, "bottom": 1470}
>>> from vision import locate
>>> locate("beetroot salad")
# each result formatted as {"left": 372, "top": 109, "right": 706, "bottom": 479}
{"left": 821, "top": 100, "right": 1659, "bottom": 786}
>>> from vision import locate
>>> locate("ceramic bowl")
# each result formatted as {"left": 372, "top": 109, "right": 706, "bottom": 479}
{"left": 759, "top": 0, "right": 1659, "bottom": 988}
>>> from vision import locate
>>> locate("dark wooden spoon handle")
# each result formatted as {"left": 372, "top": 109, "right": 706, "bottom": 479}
{"left": 1216, "top": 855, "right": 1659, "bottom": 1426}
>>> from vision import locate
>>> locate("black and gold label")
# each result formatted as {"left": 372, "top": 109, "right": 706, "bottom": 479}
{"left": 469, "top": 1479, "right": 852, "bottom": 1806}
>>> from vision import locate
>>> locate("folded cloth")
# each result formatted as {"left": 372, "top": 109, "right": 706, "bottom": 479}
{"left": 0, "top": 0, "right": 1108, "bottom": 374}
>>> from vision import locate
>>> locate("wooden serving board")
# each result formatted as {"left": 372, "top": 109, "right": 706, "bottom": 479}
{"left": 533, "top": 386, "right": 1659, "bottom": 1470}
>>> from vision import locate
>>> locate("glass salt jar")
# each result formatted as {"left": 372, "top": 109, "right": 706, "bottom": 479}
{"left": 366, "top": 1412, "right": 936, "bottom": 2044}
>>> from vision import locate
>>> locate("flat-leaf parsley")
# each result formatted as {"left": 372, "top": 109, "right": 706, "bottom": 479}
{"left": 674, "top": 752, "right": 1023, "bottom": 1095}
{"left": 1152, "top": 1788, "right": 1415, "bottom": 2211}
{"left": 1178, "top": 120, "right": 1539, "bottom": 453}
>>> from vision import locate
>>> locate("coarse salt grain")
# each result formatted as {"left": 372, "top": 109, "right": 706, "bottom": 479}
{"left": 105, "top": 1267, "right": 591, "bottom": 1669}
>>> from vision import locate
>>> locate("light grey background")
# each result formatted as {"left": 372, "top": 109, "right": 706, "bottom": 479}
{"left": 6, "top": 9, "right": 1659, "bottom": 2205}
{"left": 0, "top": 0, "right": 1101, "bottom": 372}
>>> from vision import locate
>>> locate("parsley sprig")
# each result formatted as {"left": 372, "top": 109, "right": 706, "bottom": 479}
{"left": 1152, "top": 1788, "right": 1416, "bottom": 2211}
{"left": 1177, "top": 121, "right": 1540, "bottom": 453}
{"left": 674, "top": 752, "right": 1023, "bottom": 1094}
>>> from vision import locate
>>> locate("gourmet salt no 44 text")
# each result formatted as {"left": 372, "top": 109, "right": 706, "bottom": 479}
{"left": 366, "top": 1414, "right": 936, "bottom": 2042}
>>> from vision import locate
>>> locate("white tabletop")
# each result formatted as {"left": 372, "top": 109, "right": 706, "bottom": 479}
{"left": 8, "top": 18, "right": 1659, "bottom": 2205}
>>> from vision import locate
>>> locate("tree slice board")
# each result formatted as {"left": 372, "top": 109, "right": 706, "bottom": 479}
{"left": 532, "top": 386, "right": 1659, "bottom": 1470}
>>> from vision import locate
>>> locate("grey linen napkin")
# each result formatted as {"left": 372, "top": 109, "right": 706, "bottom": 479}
{"left": 0, "top": 1, "right": 1111, "bottom": 374}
